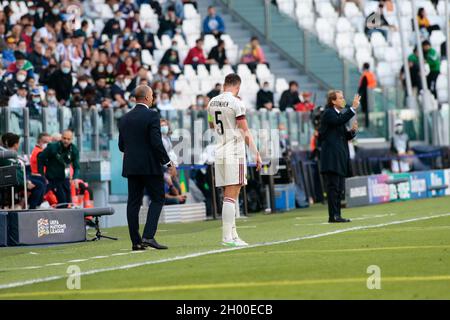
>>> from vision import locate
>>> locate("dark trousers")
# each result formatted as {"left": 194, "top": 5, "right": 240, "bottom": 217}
{"left": 323, "top": 173, "right": 345, "bottom": 219}
{"left": 427, "top": 71, "right": 439, "bottom": 98}
{"left": 127, "top": 175, "right": 165, "bottom": 245}
{"left": 48, "top": 179, "right": 72, "bottom": 208}
{"left": 28, "top": 175, "right": 46, "bottom": 209}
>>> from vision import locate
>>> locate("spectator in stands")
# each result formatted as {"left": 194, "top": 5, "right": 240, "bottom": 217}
{"left": 400, "top": 47, "right": 422, "bottom": 96}
{"left": 161, "top": 118, "right": 178, "bottom": 165}
{"left": 27, "top": 88, "right": 44, "bottom": 120}
{"left": 118, "top": 56, "right": 138, "bottom": 77}
{"left": 0, "top": 133, "right": 45, "bottom": 209}
{"left": 38, "top": 129, "right": 81, "bottom": 208}
{"left": 164, "top": 0, "right": 185, "bottom": 20}
{"left": 2, "top": 36, "right": 17, "bottom": 67}
{"left": 278, "top": 123, "right": 291, "bottom": 157}
{"left": 8, "top": 83, "right": 28, "bottom": 109}
{"left": 164, "top": 166, "right": 187, "bottom": 205}
{"left": 417, "top": 8, "right": 440, "bottom": 36}
{"left": 158, "top": 6, "right": 180, "bottom": 38}
{"left": 358, "top": 62, "right": 377, "bottom": 128}
{"left": 103, "top": 10, "right": 123, "bottom": 39}
{"left": 160, "top": 40, "right": 181, "bottom": 67}
{"left": 48, "top": 60, "right": 73, "bottom": 103}
{"left": 241, "top": 36, "right": 267, "bottom": 73}
{"left": 45, "top": 88, "right": 60, "bottom": 108}
{"left": 208, "top": 39, "right": 229, "bottom": 68}
{"left": 295, "top": 92, "right": 315, "bottom": 112}
{"left": 191, "top": 94, "right": 208, "bottom": 110}
{"left": 256, "top": 81, "right": 274, "bottom": 111}
{"left": 364, "top": 2, "right": 396, "bottom": 40}
{"left": 127, "top": 66, "right": 151, "bottom": 92}
{"left": 137, "top": 23, "right": 156, "bottom": 55}
{"left": 5, "top": 69, "right": 28, "bottom": 95}
{"left": 207, "top": 83, "right": 222, "bottom": 99}
{"left": 184, "top": 38, "right": 214, "bottom": 69}
{"left": 157, "top": 92, "right": 175, "bottom": 112}
{"left": 7, "top": 51, "right": 34, "bottom": 78}
{"left": 390, "top": 119, "right": 414, "bottom": 173}
{"left": 202, "top": 6, "right": 225, "bottom": 39}
{"left": 28, "top": 42, "right": 48, "bottom": 74}
{"left": 112, "top": 74, "right": 131, "bottom": 107}
{"left": 30, "top": 132, "right": 51, "bottom": 175}
{"left": 279, "top": 81, "right": 301, "bottom": 111}
{"left": 120, "top": 0, "right": 137, "bottom": 17}
{"left": 423, "top": 40, "right": 440, "bottom": 98}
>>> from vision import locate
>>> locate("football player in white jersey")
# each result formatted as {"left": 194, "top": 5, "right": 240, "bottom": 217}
{"left": 207, "top": 73, "right": 262, "bottom": 247}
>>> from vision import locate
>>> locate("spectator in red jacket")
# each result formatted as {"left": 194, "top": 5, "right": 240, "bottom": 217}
{"left": 183, "top": 38, "right": 214, "bottom": 69}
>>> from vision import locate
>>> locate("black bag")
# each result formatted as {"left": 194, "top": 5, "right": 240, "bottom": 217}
{"left": 0, "top": 165, "right": 19, "bottom": 188}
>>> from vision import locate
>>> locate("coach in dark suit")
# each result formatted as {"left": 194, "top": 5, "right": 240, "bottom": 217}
{"left": 319, "top": 90, "right": 360, "bottom": 223}
{"left": 119, "top": 85, "right": 172, "bottom": 251}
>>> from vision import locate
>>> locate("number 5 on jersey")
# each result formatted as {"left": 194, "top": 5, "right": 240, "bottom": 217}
{"left": 215, "top": 111, "right": 224, "bottom": 135}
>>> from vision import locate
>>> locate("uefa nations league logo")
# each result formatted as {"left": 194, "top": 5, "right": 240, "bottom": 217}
{"left": 37, "top": 218, "right": 50, "bottom": 238}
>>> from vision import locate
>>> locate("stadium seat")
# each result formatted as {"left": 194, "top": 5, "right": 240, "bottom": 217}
{"left": 376, "top": 62, "right": 396, "bottom": 87}
{"left": 430, "top": 30, "right": 446, "bottom": 54}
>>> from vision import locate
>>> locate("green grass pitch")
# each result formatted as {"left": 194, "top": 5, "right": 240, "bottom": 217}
{"left": 1, "top": 196, "right": 450, "bottom": 299}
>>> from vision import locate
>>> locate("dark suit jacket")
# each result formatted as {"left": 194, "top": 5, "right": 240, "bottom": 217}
{"left": 118, "top": 104, "right": 170, "bottom": 177}
{"left": 318, "top": 105, "right": 356, "bottom": 177}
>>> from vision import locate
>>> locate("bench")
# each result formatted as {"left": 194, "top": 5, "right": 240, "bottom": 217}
{"left": 385, "top": 178, "right": 409, "bottom": 200}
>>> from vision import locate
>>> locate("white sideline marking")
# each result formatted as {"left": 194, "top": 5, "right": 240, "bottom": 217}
{"left": 67, "top": 259, "right": 88, "bottom": 263}
{"left": 91, "top": 256, "right": 109, "bottom": 259}
{"left": 295, "top": 214, "right": 393, "bottom": 226}
{"left": 1, "top": 213, "right": 450, "bottom": 291}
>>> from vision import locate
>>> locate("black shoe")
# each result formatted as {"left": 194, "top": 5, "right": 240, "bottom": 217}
{"left": 329, "top": 216, "right": 351, "bottom": 223}
{"left": 142, "top": 238, "right": 168, "bottom": 250}
{"left": 132, "top": 243, "right": 147, "bottom": 251}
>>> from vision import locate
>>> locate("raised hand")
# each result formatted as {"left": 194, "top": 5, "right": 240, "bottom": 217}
{"left": 352, "top": 94, "right": 361, "bottom": 109}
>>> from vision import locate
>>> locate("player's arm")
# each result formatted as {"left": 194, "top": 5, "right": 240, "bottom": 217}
{"left": 207, "top": 112, "right": 215, "bottom": 129}
{"left": 236, "top": 116, "right": 262, "bottom": 171}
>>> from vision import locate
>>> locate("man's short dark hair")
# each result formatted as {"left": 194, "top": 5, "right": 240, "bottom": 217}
{"left": 38, "top": 132, "right": 50, "bottom": 142}
{"left": 422, "top": 40, "right": 431, "bottom": 47}
{"left": 251, "top": 36, "right": 259, "bottom": 42}
{"left": 289, "top": 81, "right": 298, "bottom": 87}
{"left": 363, "top": 62, "right": 370, "bottom": 70}
{"left": 2, "top": 132, "right": 20, "bottom": 148}
{"left": 224, "top": 73, "right": 241, "bottom": 87}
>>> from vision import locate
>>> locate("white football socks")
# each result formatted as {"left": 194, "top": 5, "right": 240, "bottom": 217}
{"left": 222, "top": 197, "right": 236, "bottom": 242}
{"left": 232, "top": 200, "right": 240, "bottom": 240}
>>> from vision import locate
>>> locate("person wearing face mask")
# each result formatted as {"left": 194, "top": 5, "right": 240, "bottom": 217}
{"left": 256, "top": 81, "right": 274, "bottom": 110}
{"left": 278, "top": 123, "right": 291, "bottom": 157}
{"left": 118, "top": 85, "right": 172, "bottom": 251}
{"left": 6, "top": 70, "right": 28, "bottom": 95}
{"left": 390, "top": 119, "right": 414, "bottom": 173}
{"left": 75, "top": 75, "right": 92, "bottom": 95}
{"left": 27, "top": 88, "right": 44, "bottom": 120}
{"left": 47, "top": 60, "right": 73, "bottom": 102}
{"left": 160, "top": 119, "right": 178, "bottom": 165}
{"left": 30, "top": 132, "right": 51, "bottom": 175}
{"left": 45, "top": 89, "right": 59, "bottom": 108}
